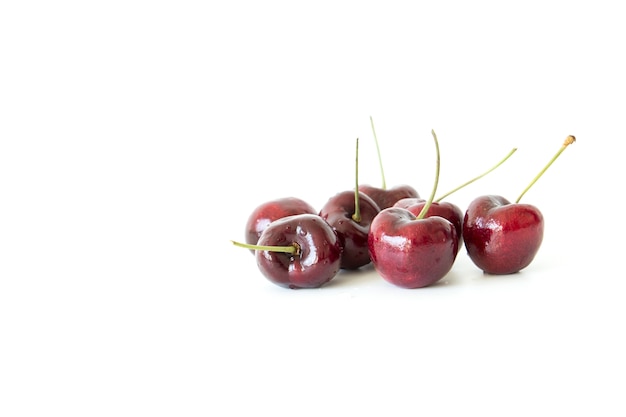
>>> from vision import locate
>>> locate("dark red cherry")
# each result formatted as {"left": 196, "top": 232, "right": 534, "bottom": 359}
{"left": 394, "top": 197, "right": 464, "bottom": 253}
{"left": 244, "top": 197, "right": 316, "bottom": 253}
{"left": 255, "top": 214, "right": 343, "bottom": 289}
{"left": 358, "top": 184, "right": 420, "bottom": 210}
{"left": 463, "top": 195, "right": 543, "bottom": 275}
{"left": 369, "top": 207, "right": 458, "bottom": 288}
{"left": 319, "top": 190, "right": 380, "bottom": 269}
{"left": 463, "top": 135, "right": 575, "bottom": 275}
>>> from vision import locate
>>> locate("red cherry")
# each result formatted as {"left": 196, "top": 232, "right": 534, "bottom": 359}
{"left": 368, "top": 130, "right": 458, "bottom": 288}
{"left": 369, "top": 207, "right": 458, "bottom": 288}
{"left": 244, "top": 197, "right": 316, "bottom": 252}
{"left": 233, "top": 214, "right": 343, "bottom": 289}
{"left": 394, "top": 197, "right": 464, "bottom": 253}
{"left": 319, "top": 190, "right": 380, "bottom": 269}
{"left": 463, "top": 135, "right": 576, "bottom": 274}
{"left": 319, "top": 137, "right": 380, "bottom": 269}
{"left": 358, "top": 184, "right": 419, "bottom": 210}
{"left": 463, "top": 195, "right": 543, "bottom": 274}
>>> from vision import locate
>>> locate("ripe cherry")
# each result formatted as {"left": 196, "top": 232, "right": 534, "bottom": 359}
{"left": 244, "top": 197, "right": 316, "bottom": 254}
{"left": 463, "top": 135, "right": 576, "bottom": 274}
{"left": 232, "top": 214, "right": 343, "bottom": 289}
{"left": 368, "top": 130, "right": 458, "bottom": 289}
{"left": 319, "top": 138, "right": 380, "bottom": 269}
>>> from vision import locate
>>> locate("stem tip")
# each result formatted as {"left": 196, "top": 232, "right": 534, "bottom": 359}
{"left": 564, "top": 135, "right": 576, "bottom": 146}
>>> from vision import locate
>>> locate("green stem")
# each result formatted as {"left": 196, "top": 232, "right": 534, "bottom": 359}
{"left": 515, "top": 135, "right": 576, "bottom": 203}
{"left": 370, "top": 116, "right": 387, "bottom": 190}
{"left": 416, "top": 130, "right": 440, "bottom": 220}
{"left": 231, "top": 240, "right": 298, "bottom": 255}
{"left": 435, "top": 147, "right": 518, "bottom": 202}
{"left": 352, "top": 138, "right": 362, "bottom": 222}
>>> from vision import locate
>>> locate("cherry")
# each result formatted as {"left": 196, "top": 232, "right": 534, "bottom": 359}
{"left": 358, "top": 116, "right": 419, "bottom": 209}
{"left": 319, "top": 138, "right": 381, "bottom": 269}
{"left": 244, "top": 197, "right": 316, "bottom": 253}
{"left": 463, "top": 135, "right": 576, "bottom": 275}
{"left": 393, "top": 147, "right": 517, "bottom": 253}
{"left": 393, "top": 197, "right": 464, "bottom": 254}
{"left": 232, "top": 214, "right": 343, "bottom": 289}
{"left": 358, "top": 184, "right": 419, "bottom": 211}
{"left": 368, "top": 130, "right": 458, "bottom": 289}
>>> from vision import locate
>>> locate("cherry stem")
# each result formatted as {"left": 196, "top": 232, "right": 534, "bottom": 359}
{"left": 231, "top": 240, "right": 299, "bottom": 255}
{"left": 515, "top": 135, "right": 576, "bottom": 203}
{"left": 435, "top": 147, "right": 518, "bottom": 202}
{"left": 370, "top": 116, "right": 387, "bottom": 190}
{"left": 416, "top": 130, "right": 441, "bottom": 220}
{"left": 352, "top": 137, "right": 362, "bottom": 223}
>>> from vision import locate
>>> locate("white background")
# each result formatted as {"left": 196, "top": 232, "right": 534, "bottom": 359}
{"left": 1, "top": 1, "right": 624, "bottom": 416}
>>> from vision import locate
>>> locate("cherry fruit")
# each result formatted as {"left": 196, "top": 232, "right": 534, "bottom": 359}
{"left": 368, "top": 130, "right": 458, "bottom": 289}
{"left": 233, "top": 214, "right": 343, "bottom": 289}
{"left": 463, "top": 135, "right": 576, "bottom": 275}
{"left": 319, "top": 190, "right": 380, "bottom": 269}
{"left": 393, "top": 197, "right": 464, "bottom": 254}
{"left": 244, "top": 197, "right": 316, "bottom": 253}
{"left": 319, "top": 138, "right": 380, "bottom": 269}
{"left": 358, "top": 184, "right": 419, "bottom": 211}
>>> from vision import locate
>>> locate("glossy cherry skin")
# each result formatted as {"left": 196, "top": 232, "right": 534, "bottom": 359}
{"left": 368, "top": 207, "right": 458, "bottom": 289}
{"left": 463, "top": 195, "right": 544, "bottom": 275}
{"left": 358, "top": 184, "right": 419, "bottom": 210}
{"left": 393, "top": 197, "right": 464, "bottom": 253}
{"left": 245, "top": 197, "right": 317, "bottom": 252}
{"left": 319, "top": 190, "right": 380, "bottom": 270}
{"left": 256, "top": 214, "right": 343, "bottom": 289}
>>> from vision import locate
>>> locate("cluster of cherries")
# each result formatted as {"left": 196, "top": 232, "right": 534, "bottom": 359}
{"left": 232, "top": 118, "right": 576, "bottom": 289}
